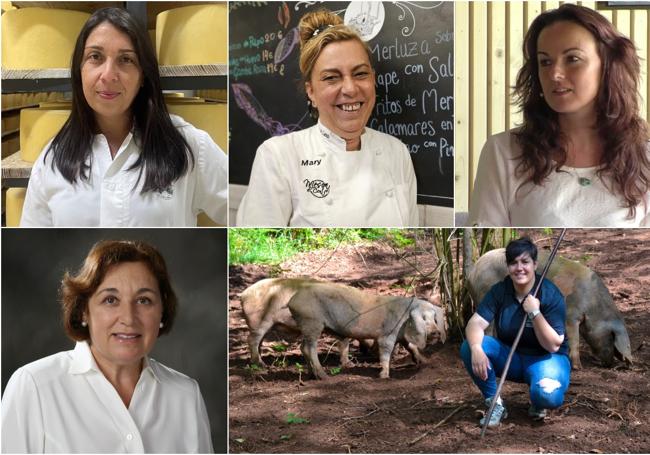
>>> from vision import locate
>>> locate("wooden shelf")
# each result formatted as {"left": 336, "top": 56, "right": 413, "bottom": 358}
{"left": 2, "top": 64, "right": 227, "bottom": 92}
{"left": 1, "top": 129, "right": 20, "bottom": 139}
{"left": 1, "top": 103, "right": 39, "bottom": 113}
{"left": 2, "top": 151, "right": 32, "bottom": 186}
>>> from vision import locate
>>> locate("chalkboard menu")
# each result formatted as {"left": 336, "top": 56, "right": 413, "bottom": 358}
{"left": 229, "top": 1, "right": 453, "bottom": 207}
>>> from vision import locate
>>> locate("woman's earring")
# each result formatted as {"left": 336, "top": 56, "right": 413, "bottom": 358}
{"left": 539, "top": 92, "right": 544, "bottom": 98}
{"left": 307, "top": 99, "right": 318, "bottom": 120}
{"left": 81, "top": 321, "right": 88, "bottom": 327}
{"left": 159, "top": 322, "right": 164, "bottom": 328}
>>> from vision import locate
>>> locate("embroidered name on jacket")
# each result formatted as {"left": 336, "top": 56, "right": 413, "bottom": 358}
{"left": 303, "top": 179, "right": 330, "bottom": 198}
{"left": 301, "top": 159, "right": 321, "bottom": 166}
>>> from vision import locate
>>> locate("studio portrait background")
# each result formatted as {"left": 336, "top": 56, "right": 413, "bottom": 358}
{"left": 1, "top": 228, "right": 228, "bottom": 453}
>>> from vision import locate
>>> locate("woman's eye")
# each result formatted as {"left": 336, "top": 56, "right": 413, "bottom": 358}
{"left": 86, "top": 53, "right": 102, "bottom": 62}
{"left": 136, "top": 297, "right": 152, "bottom": 305}
{"left": 538, "top": 59, "right": 551, "bottom": 67}
{"left": 355, "top": 71, "right": 369, "bottom": 78}
{"left": 120, "top": 55, "right": 136, "bottom": 64}
{"left": 102, "top": 296, "right": 118, "bottom": 305}
{"left": 567, "top": 55, "right": 580, "bottom": 63}
{"left": 322, "top": 75, "right": 339, "bottom": 81}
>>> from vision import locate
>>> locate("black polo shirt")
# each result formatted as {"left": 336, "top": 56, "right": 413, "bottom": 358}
{"left": 476, "top": 274, "right": 569, "bottom": 357}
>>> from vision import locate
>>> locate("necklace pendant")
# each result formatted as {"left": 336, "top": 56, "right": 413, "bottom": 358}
{"left": 578, "top": 177, "right": 592, "bottom": 187}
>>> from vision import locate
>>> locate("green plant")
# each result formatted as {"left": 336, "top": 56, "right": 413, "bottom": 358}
{"left": 286, "top": 413, "right": 310, "bottom": 424}
{"left": 329, "top": 366, "right": 341, "bottom": 375}
{"left": 271, "top": 343, "right": 288, "bottom": 352}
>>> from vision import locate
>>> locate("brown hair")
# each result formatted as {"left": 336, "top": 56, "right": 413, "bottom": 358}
{"left": 298, "top": 9, "right": 373, "bottom": 84}
{"left": 513, "top": 3, "right": 649, "bottom": 217}
{"left": 61, "top": 240, "right": 177, "bottom": 341}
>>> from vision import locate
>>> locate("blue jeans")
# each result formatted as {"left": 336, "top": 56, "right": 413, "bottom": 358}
{"left": 460, "top": 336, "right": 571, "bottom": 409}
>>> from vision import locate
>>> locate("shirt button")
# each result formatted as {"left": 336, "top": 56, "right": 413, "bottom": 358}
{"left": 126, "top": 434, "right": 133, "bottom": 441}
{"left": 386, "top": 190, "right": 394, "bottom": 198}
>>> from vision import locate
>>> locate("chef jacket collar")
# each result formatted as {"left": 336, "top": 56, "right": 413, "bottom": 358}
{"left": 317, "top": 120, "right": 368, "bottom": 153}
{"left": 93, "top": 123, "right": 137, "bottom": 161}
{"left": 68, "top": 340, "right": 160, "bottom": 382}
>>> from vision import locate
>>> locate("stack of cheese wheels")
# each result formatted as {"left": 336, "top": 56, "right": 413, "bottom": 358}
{"left": 156, "top": 4, "right": 227, "bottom": 65}
{"left": 20, "top": 107, "right": 71, "bottom": 162}
{"left": 5, "top": 188, "right": 26, "bottom": 227}
{"left": 166, "top": 101, "right": 227, "bottom": 153}
{"left": 1, "top": 7, "right": 89, "bottom": 69}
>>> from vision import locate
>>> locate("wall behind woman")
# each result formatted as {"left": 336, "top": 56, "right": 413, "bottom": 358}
{"left": 454, "top": 1, "right": 649, "bottom": 217}
{"left": 1, "top": 228, "right": 228, "bottom": 453}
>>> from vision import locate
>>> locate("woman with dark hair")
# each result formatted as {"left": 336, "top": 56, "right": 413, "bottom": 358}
{"left": 469, "top": 4, "right": 649, "bottom": 227}
{"left": 1, "top": 240, "right": 213, "bottom": 453}
{"left": 460, "top": 237, "right": 571, "bottom": 428}
{"left": 20, "top": 7, "right": 227, "bottom": 226}
{"left": 236, "top": 9, "right": 418, "bottom": 227}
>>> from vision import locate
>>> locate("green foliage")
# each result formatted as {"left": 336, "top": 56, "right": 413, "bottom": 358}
{"left": 295, "top": 362, "right": 305, "bottom": 374}
{"left": 580, "top": 254, "right": 592, "bottom": 263}
{"left": 286, "top": 413, "right": 310, "bottom": 424}
{"left": 229, "top": 228, "right": 413, "bottom": 265}
{"left": 271, "top": 343, "right": 288, "bottom": 352}
{"left": 329, "top": 366, "right": 342, "bottom": 375}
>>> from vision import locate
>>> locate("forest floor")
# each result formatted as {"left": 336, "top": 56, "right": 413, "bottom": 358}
{"left": 229, "top": 229, "right": 650, "bottom": 453}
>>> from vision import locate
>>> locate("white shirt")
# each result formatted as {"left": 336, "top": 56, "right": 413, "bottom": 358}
{"left": 20, "top": 115, "right": 228, "bottom": 227}
{"left": 468, "top": 130, "right": 650, "bottom": 227}
{"left": 236, "top": 122, "right": 419, "bottom": 227}
{"left": 1, "top": 341, "right": 213, "bottom": 453}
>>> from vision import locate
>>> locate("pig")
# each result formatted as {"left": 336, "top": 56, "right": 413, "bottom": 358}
{"left": 240, "top": 277, "right": 357, "bottom": 367}
{"left": 466, "top": 248, "right": 633, "bottom": 369}
{"left": 287, "top": 281, "right": 446, "bottom": 379}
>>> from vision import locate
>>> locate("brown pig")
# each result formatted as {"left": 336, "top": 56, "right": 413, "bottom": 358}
{"left": 241, "top": 278, "right": 362, "bottom": 367}
{"left": 466, "top": 248, "right": 633, "bottom": 369}
{"left": 287, "top": 281, "right": 446, "bottom": 379}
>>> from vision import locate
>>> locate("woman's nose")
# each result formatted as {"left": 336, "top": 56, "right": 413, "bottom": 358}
{"left": 100, "top": 58, "right": 119, "bottom": 82}
{"left": 119, "top": 302, "right": 136, "bottom": 325}
{"left": 550, "top": 63, "right": 564, "bottom": 81}
{"left": 341, "top": 76, "right": 358, "bottom": 95}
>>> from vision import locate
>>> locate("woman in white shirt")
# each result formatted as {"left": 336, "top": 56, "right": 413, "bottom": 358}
{"left": 469, "top": 4, "right": 650, "bottom": 227}
{"left": 20, "top": 7, "right": 227, "bottom": 227}
{"left": 236, "top": 9, "right": 418, "bottom": 227}
{"left": 1, "top": 240, "right": 213, "bottom": 453}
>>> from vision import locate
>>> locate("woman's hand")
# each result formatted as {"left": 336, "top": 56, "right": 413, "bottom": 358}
{"left": 470, "top": 344, "right": 491, "bottom": 381}
{"left": 522, "top": 295, "right": 540, "bottom": 313}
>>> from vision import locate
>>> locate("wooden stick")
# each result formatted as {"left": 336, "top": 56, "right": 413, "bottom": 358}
{"left": 408, "top": 404, "right": 467, "bottom": 445}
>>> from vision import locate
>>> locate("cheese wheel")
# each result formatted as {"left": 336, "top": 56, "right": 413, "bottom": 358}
{"left": 19, "top": 108, "right": 71, "bottom": 162}
{"left": 166, "top": 102, "right": 227, "bottom": 153}
{"left": 156, "top": 4, "right": 227, "bottom": 65}
{"left": 5, "top": 187, "right": 26, "bottom": 227}
{"left": 2, "top": 7, "right": 89, "bottom": 69}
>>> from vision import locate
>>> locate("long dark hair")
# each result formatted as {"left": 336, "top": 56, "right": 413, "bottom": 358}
{"left": 513, "top": 4, "right": 649, "bottom": 217}
{"left": 46, "top": 7, "right": 193, "bottom": 193}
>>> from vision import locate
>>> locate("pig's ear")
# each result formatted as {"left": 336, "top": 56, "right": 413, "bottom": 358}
{"left": 613, "top": 323, "right": 634, "bottom": 365}
{"left": 405, "top": 307, "right": 427, "bottom": 350}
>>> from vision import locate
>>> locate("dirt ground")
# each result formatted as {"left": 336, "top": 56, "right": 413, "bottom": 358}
{"left": 228, "top": 229, "right": 650, "bottom": 453}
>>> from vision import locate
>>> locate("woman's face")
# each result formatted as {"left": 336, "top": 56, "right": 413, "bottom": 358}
{"left": 507, "top": 252, "right": 537, "bottom": 289}
{"left": 81, "top": 21, "right": 143, "bottom": 125}
{"left": 85, "top": 261, "right": 163, "bottom": 371}
{"left": 537, "top": 21, "right": 602, "bottom": 119}
{"left": 306, "top": 39, "right": 376, "bottom": 140}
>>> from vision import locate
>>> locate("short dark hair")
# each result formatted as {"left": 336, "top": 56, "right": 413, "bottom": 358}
{"left": 505, "top": 237, "right": 538, "bottom": 264}
{"left": 61, "top": 240, "right": 177, "bottom": 341}
{"left": 47, "top": 7, "right": 194, "bottom": 193}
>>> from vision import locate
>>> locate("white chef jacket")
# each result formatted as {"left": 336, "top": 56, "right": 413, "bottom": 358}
{"left": 468, "top": 130, "right": 650, "bottom": 227}
{"left": 236, "top": 122, "right": 419, "bottom": 227}
{"left": 1, "top": 341, "right": 213, "bottom": 453}
{"left": 20, "top": 115, "right": 228, "bottom": 227}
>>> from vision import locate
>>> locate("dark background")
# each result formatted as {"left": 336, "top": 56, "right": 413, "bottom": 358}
{"left": 1, "top": 228, "right": 228, "bottom": 453}
{"left": 229, "top": 1, "right": 454, "bottom": 207}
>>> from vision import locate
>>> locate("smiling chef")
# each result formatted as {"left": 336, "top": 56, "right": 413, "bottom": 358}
{"left": 236, "top": 9, "right": 418, "bottom": 227}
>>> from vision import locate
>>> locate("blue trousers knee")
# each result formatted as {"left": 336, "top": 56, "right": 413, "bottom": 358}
{"left": 460, "top": 336, "right": 571, "bottom": 409}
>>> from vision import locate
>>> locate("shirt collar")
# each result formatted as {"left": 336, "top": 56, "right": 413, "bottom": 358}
{"left": 317, "top": 120, "right": 367, "bottom": 153}
{"left": 68, "top": 340, "right": 160, "bottom": 382}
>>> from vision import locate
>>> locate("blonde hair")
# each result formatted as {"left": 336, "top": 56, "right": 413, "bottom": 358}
{"left": 298, "top": 9, "right": 373, "bottom": 83}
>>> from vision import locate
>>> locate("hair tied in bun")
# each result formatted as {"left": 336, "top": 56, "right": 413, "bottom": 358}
{"left": 311, "top": 24, "right": 333, "bottom": 38}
